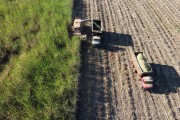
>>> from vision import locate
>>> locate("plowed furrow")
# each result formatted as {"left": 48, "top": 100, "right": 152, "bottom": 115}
{"left": 75, "top": 0, "right": 180, "bottom": 119}
{"left": 141, "top": 0, "right": 180, "bottom": 92}
{"left": 138, "top": 0, "right": 180, "bottom": 118}
{"left": 147, "top": 0, "right": 180, "bottom": 58}
{"left": 143, "top": 0, "right": 180, "bottom": 67}
{"left": 121, "top": 0, "right": 168, "bottom": 119}
{"left": 116, "top": 0, "right": 155, "bottom": 119}
{"left": 116, "top": 1, "right": 154, "bottom": 119}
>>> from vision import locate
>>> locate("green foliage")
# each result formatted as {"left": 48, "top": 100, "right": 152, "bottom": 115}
{"left": 0, "top": 0, "right": 80, "bottom": 119}
{"left": 137, "top": 53, "right": 151, "bottom": 72}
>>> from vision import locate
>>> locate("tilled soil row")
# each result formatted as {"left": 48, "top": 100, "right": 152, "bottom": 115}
{"left": 74, "top": 0, "right": 180, "bottom": 119}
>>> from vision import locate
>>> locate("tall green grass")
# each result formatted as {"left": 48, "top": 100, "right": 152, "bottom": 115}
{"left": 0, "top": 0, "right": 80, "bottom": 119}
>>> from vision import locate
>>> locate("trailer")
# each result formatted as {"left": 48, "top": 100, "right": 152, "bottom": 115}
{"left": 130, "top": 49, "right": 154, "bottom": 89}
{"left": 92, "top": 20, "right": 102, "bottom": 46}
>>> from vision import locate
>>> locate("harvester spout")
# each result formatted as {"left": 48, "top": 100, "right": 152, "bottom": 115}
{"left": 80, "top": 19, "right": 91, "bottom": 22}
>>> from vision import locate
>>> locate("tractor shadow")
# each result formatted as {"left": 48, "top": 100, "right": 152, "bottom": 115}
{"left": 98, "top": 31, "right": 133, "bottom": 52}
{"left": 150, "top": 64, "right": 180, "bottom": 94}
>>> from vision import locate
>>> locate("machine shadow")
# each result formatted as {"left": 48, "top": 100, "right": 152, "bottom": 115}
{"left": 98, "top": 31, "right": 133, "bottom": 52}
{"left": 150, "top": 64, "right": 180, "bottom": 94}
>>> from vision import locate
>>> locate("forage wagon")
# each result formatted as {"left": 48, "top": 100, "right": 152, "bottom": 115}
{"left": 130, "top": 48, "right": 154, "bottom": 90}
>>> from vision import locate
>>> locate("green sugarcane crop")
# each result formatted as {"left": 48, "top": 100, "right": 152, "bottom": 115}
{"left": 137, "top": 53, "right": 151, "bottom": 72}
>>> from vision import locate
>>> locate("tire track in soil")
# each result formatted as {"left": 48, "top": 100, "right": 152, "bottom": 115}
{"left": 75, "top": 0, "right": 180, "bottom": 119}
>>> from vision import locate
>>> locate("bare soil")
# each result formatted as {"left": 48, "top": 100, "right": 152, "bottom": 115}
{"left": 73, "top": 0, "right": 180, "bottom": 119}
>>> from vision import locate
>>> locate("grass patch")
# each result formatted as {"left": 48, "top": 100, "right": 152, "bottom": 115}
{"left": 0, "top": 0, "right": 80, "bottom": 119}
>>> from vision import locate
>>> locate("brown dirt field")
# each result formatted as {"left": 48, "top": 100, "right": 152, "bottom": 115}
{"left": 73, "top": 0, "right": 180, "bottom": 119}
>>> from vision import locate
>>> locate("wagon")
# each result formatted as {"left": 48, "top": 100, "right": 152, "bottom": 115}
{"left": 92, "top": 20, "right": 102, "bottom": 46}
{"left": 130, "top": 49, "right": 154, "bottom": 89}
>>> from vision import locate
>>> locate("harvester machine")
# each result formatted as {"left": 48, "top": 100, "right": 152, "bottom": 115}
{"left": 72, "top": 18, "right": 91, "bottom": 35}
